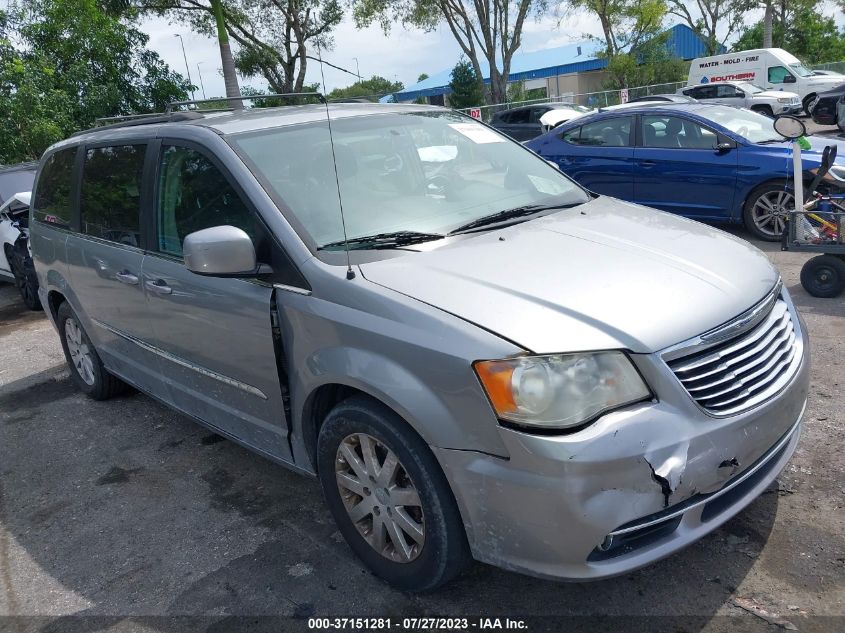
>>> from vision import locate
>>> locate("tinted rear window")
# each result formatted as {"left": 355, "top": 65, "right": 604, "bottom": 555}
{"left": 33, "top": 149, "right": 76, "bottom": 226}
{"left": 0, "top": 168, "right": 35, "bottom": 205}
{"left": 80, "top": 145, "right": 145, "bottom": 247}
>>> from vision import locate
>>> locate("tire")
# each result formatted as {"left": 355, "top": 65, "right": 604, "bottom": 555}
{"left": 56, "top": 302, "right": 129, "bottom": 400}
{"left": 743, "top": 182, "right": 795, "bottom": 241}
{"left": 800, "top": 255, "right": 845, "bottom": 298}
{"left": 803, "top": 94, "right": 816, "bottom": 117}
{"left": 6, "top": 244, "right": 41, "bottom": 311}
{"left": 751, "top": 105, "right": 774, "bottom": 118}
{"left": 317, "top": 395, "right": 470, "bottom": 591}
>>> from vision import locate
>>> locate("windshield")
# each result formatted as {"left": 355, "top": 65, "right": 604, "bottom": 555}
{"left": 700, "top": 105, "right": 786, "bottom": 143}
{"left": 231, "top": 111, "right": 589, "bottom": 248}
{"left": 790, "top": 63, "right": 813, "bottom": 78}
{"left": 736, "top": 82, "right": 763, "bottom": 94}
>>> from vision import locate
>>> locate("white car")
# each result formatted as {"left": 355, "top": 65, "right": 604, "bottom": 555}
{"left": 539, "top": 104, "right": 593, "bottom": 133}
{"left": 0, "top": 191, "right": 41, "bottom": 310}
{"left": 678, "top": 81, "right": 801, "bottom": 117}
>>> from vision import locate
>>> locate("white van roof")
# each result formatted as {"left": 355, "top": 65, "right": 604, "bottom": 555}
{"left": 692, "top": 48, "right": 799, "bottom": 64}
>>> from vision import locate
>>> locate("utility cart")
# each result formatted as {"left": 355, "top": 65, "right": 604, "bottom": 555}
{"left": 778, "top": 130, "right": 845, "bottom": 298}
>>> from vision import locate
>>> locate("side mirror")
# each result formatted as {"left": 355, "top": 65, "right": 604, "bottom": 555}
{"left": 773, "top": 114, "right": 806, "bottom": 140}
{"left": 183, "top": 225, "right": 262, "bottom": 277}
{"left": 783, "top": 74, "right": 797, "bottom": 84}
{"left": 715, "top": 142, "right": 734, "bottom": 153}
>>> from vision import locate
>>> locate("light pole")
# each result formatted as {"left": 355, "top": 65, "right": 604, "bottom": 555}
{"left": 196, "top": 62, "right": 207, "bottom": 100}
{"left": 352, "top": 57, "right": 361, "bottom": 81}
{"left": 174, "top": 34, "right": 196, "bottom": 101}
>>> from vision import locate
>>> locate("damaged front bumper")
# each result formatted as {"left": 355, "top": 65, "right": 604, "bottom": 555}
{"left": 434, "top": 299, "right": 810, "bottom": 581}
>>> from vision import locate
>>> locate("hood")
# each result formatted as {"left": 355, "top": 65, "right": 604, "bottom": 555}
{"left": 755, "top": 90, "right": 799, "bottom": 100}
{"left": 805, "top": 75, "right": 844, "bottom": 91}
{"left": 359, "top": 198, "right": 778, "bottom": 354}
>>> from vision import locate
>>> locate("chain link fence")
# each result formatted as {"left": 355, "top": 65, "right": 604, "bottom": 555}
{"left": 456, "top": 81, "right": 688, "bottom": 122}
{"left": 812, "top": 61, "right": 845, "bottom": 75}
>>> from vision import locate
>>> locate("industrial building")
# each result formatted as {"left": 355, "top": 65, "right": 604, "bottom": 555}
{"left": 391, "top": 24, "right": 723, "bottom": 104}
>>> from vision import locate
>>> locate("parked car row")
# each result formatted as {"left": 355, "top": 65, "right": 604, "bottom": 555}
{"left": 490, "top": 102, "right": 592, "bottom": 141}
{"left": 28, "top": 102, "right": 810, "bottom": 592}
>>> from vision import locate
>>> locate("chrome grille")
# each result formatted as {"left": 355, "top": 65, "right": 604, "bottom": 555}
{"left": 666, "top": 298, "right": 801, "bottom": 415}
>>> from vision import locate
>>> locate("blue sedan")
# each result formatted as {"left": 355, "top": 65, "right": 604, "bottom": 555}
{"left": 526, "top": 103, "right": 845, "bottom": 240}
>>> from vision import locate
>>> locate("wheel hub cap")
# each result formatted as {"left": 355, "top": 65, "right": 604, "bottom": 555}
{"left": 752, "top": 190, "right": 794, "bottom": 237}
{"left": 335, "top": 433, "right": 425, "bottom": 563}
{"left": 65, "top": 318, "right": 95, "bottom": 386}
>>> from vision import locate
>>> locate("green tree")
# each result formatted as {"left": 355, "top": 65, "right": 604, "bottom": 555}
{"left": 667, "top": 0, "right": 755, "bottom": 56}
{"left": 568, "top": 0, "right": 667, "bottom": 57}
{"left": 139, "top": 1, "right": 343, "bottom": 101}
{"left": 732, "top": 2, "right": 845, "bottom": 63}
{"left": 605, "top": 30, "right": 688, "bottom": 88}
{"left": 327, "top": 76, "right": 403, "bottom": 101}
{"left": 448, "top": 60, "right": 484, "bottom": 108}
{"left": 353, "top": 0, "right": 546, "bottom": 105}
{"left": 417, "top": 73, "right": 430, "bottom": 82}
{"left": 0, "top": 0, "right": 190, "bottom": 163}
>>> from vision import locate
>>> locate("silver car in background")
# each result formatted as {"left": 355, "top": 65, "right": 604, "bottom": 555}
{"left": 31, "top": 104, "right": 809, "bottom": 590}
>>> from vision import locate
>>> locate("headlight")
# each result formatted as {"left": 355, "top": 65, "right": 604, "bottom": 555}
{"left": 474, "top": 351, "right": 650, "bottom": 430}
{"left": 778, "top": 98, "right": 791, "bottom": 103}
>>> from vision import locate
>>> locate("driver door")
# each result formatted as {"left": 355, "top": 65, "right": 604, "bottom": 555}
{"left": 141, "top": 141, "right": 292, "bottom": 460}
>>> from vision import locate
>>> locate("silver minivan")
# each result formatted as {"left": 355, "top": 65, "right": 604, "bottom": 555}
{"left": 31, "top": 104, "right": 809, "bottom": 591}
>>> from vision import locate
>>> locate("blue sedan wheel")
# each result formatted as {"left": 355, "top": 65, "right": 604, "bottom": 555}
{"left": 744, "top": 185, "right": 795, "bottom": 241}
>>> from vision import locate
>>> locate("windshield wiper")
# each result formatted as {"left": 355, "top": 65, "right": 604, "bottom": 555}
{"left": 757, "top": 138, "right": 789, "bottom": 144}
{"left": 319, "top": 231, "right": 445, "bottom": 251}
{"left": 449, "top": 203, "right": 578, "bottom": 234}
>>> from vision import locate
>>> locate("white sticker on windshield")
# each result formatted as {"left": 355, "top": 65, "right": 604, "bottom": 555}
{"left": 448, "top": 123, "right": 506, "bottom": 144}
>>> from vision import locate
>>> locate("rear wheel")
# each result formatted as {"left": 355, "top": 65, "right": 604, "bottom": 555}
{"left": 6, "top": 245, "right": 41, "bottom": 311}
{"left": 317, "top": 396, "right": 469, "bottom": 591}
{"left": 57, "top": 302, "right": 129, "bottom": 400}
{"left": 800, "top": 255, "right": 845, "bottom": 298}
{"left": 743, "top": 183, "right": 795, "bottom": 241}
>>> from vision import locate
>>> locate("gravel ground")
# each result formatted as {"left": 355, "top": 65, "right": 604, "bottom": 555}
{"left": 0, "top": 227, "right": 843, "bottom": 633}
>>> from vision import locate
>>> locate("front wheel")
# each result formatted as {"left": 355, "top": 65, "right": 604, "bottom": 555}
{"left": 317, "top": 396, "right": 470, "bottom": 591}
{"left": 803, "top": 94, "right": 816, "bottom": 117}
{"left": 800, "top": 255, "right": 845, "bottom": 298}
{"left": 743, "top": 183, "right": 795, "bottom": 241}
{"left": 751, "top": 105, "right": 774, "bottom": 118}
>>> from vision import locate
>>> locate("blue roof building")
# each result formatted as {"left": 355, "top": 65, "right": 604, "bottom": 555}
{"left": 389, "top": 24, "right": 722, "bottom": 104}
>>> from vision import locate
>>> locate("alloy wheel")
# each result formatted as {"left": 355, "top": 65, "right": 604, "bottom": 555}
{"left": 65, "top": 318, "right": 95, "bottom": 386}
{"left": 335, "top": 433, "right": 425, "bottom": 563}
{"left": 751, "top": 190, "right": 794, "bottom": 237}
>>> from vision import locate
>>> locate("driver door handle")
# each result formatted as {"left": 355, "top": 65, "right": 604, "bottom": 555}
{"left": 115, "top": 271, "right": 139, "bottom": 285}
{"left": 145, "top": 278, "right": 172, "bottom": 295}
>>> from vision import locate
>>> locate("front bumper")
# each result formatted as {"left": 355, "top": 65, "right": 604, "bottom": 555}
{"left": 435, "top": 301, "right": 810, "bottom": 581}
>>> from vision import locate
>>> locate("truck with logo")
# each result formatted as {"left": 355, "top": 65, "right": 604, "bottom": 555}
{"left": 687, "top": 48, "right": 842, "bottom": 115}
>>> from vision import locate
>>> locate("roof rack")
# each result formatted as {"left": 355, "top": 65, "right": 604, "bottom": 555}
{"left": 165, "top": 92, "right": 325, "bottom": 113}
{"left": 71, "top": 111, "right": 205, "bottom": 137}
{"left": 69, "top": 92, "right": 327, "bottom": 137}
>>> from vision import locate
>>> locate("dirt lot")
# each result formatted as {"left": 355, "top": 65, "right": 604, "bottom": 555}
{"left": 0, "top": 228, "right": 843, "bottom": 633}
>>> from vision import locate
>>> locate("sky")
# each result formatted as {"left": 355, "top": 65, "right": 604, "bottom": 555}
{"left": 140, "top": 9, "right": 601, "bottom": 99}
{"left": 139, "top": 4, "right": 845, "bottom": 101}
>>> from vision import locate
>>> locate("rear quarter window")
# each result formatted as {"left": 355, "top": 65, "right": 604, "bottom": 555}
{"left": 32, "top": 148, "right": 77, "bottom": 227}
